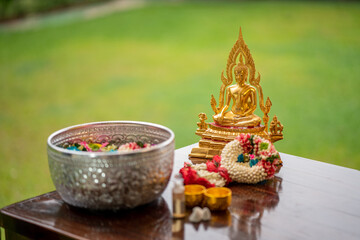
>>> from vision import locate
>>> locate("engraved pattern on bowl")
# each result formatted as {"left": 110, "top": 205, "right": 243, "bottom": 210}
{"left": 47, "top": 121, "right": 175, "bottom": 210}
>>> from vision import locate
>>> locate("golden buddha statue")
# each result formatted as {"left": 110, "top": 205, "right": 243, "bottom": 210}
{"left": 212, "top": 63, "right": 261, "bottom": 127}
{"left": 189, "top": 28, "right": 284, "bottom": 163}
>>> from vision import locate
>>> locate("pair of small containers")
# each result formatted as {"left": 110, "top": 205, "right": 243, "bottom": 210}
{"left": 184, "top": 185, "right": 232, "bottom": 211}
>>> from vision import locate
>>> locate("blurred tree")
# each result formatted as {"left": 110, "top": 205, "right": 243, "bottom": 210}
{"left": 0, "top": 0, "right": 110, "bottom": 21}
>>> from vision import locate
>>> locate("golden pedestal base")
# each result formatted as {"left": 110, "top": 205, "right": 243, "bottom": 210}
{"left": 189, "top": 123, "right": 272, "bottom": 164}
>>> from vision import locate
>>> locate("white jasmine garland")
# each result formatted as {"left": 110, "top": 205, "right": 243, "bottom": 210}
{"left": 185, "top": 134, "right": 282, "bottom": 187}
{"left": 221, "top": 140, "right": 267, "bottom": 184}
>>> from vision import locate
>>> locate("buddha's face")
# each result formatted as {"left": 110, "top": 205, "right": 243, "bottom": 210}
{"left": 235, "top": 66, "right": 248, "bottom": 84}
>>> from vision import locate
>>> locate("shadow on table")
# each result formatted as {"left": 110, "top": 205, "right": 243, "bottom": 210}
{"left": 53, "top": 197, "right": 172, "bottom": 239}
{"left": 173, "top": 177, "right": 282, "bottom": 240}
{"left": 228, "top": 176, "right": 282, "bottom": 240}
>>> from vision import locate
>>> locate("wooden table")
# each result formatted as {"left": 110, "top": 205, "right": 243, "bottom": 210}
{"left": 1, "top": 144, "right": 360, "bottom": 240}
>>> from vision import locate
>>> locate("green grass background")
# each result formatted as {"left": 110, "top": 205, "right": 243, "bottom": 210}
{"left": 0, "top": 1, "right": 360, "bottom": 208}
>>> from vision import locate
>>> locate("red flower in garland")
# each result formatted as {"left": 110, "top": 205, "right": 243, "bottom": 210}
{"left": 213, "top": 155, "right": 221, "bottom": 165}
{"left": 179, "top": 163, "right": 215, "bottom": 188}
{"left": 179, "top": 156, "right": 233, "bottom": 187}
{"left": 206, "top": 160, "right": 218, "bottom": 172}
{"left": 206, "top": 155, "right": 232, "bottom": 185}
{"left": 218, "top": 167, "right": 232, "bottom": 185}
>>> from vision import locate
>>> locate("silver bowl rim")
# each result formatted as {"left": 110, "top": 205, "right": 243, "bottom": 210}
{"left": 47, "top": 120, "right": 175, "bottom": 157}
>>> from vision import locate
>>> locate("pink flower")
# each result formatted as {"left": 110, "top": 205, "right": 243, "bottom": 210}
{"left": 129, "top": 142, "right": 140, "bottom": 150}
{"left": 273, "top": 158, "right": 280, "bottom": 165}
{"left": 260, "top": 149, "right": 273, "bottom": 159}
{"left": 80, "top": 141, "right": 92, "bottom": 152}
{"left": 235, "top": 133, "right": 253, "bottom": 153}
{"left": 258, "top": 159, "right": 276, "bottom": 178}
{"left": 118, "top": 142, "right": 142, "bottom": 151}
{"left": 269, "top": 145, "right": 276, "bottom": 154}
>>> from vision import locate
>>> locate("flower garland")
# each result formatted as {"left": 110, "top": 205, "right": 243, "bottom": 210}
{"left": 180, "top": 133, "right": 282, "bottom": 187}
{"left": 180, "top": 155, "right": 232, "bottom": 187}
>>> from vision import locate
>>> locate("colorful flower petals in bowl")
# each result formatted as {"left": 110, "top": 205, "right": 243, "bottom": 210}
{"left": 184, "top": 184, "right": 206, "bottom": 208}
{"left": 63, "top": 140, "right": 152, "bottom": 153}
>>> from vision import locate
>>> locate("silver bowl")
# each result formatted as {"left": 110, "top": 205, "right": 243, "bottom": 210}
{"left": 47, "top": 121, "right": 175, "bottom": 210}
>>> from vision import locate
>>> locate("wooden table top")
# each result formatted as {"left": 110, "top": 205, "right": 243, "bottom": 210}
{"left": 1, "top": 144, "right": 360, "bottom": 240}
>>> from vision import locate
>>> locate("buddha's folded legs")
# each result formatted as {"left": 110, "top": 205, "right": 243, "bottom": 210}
{"left": 213, "top": 113, "right": 261, "bottom": 127}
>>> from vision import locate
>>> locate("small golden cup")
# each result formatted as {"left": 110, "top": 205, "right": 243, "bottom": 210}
{"left": 203, "top": 187, "right": 232, "bottom": 211}
{"left": 184, "top": 185, "right": 206, "bottom": 208}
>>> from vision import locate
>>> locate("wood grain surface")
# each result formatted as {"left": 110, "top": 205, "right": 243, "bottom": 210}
{"left": 1, "top": 144, "right": 360, "bottom": 240}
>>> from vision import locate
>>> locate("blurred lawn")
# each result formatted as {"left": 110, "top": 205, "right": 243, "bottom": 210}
{"left": 0, "top": 1, "right": 360, "bottom": 208}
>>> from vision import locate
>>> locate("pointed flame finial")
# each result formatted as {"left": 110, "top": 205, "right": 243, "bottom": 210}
{"left": 239, "top": 27, "right": 243, "bottom": 40}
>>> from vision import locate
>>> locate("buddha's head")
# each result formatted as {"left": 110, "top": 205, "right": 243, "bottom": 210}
{"left": 198, "top": 112, "right": 207, "bottom": 120}
{"left": 234, "top": 64, "right": 248, "bottom": 84}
